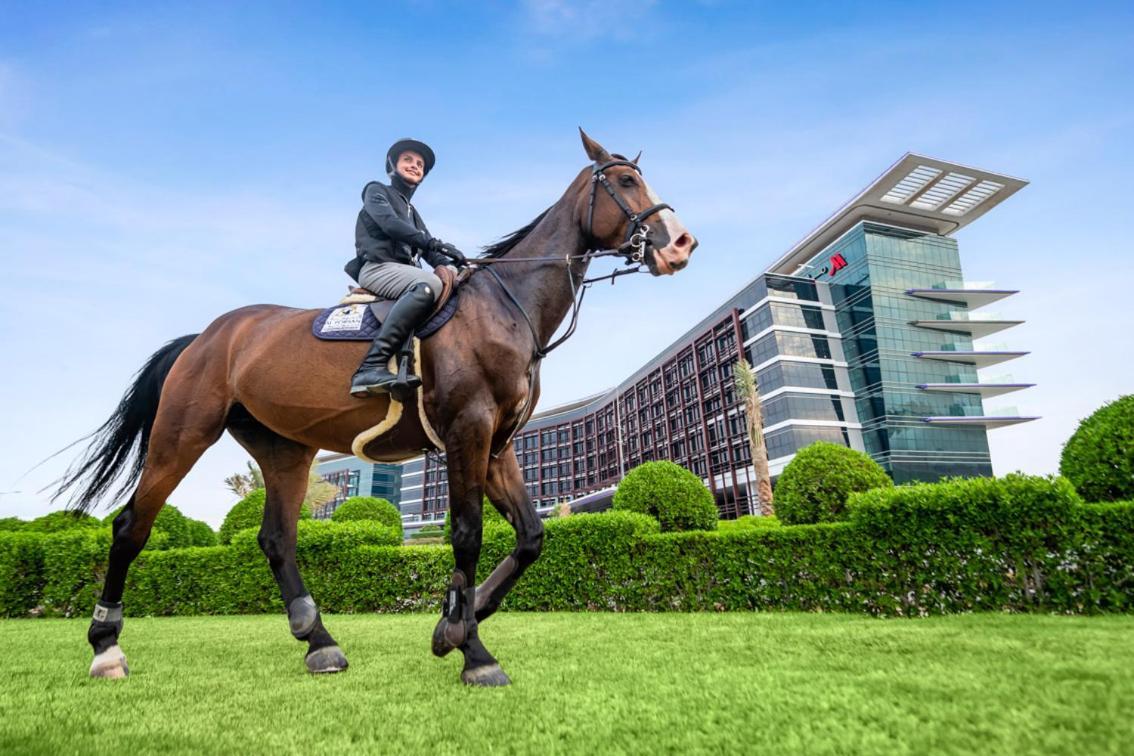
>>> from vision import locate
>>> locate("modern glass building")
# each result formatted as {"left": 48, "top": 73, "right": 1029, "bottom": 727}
{"left": 320, "top": 154, "right": 1038, "bottom": 520}
{"left": 314, "top": 454, "right": 405, "bottom": 518}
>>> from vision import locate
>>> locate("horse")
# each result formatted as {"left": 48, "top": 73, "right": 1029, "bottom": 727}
{"left": 58, "top": 129, "right": 697, "bottom": 686}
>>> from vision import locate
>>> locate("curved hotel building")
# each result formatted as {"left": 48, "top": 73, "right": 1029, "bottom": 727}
{"left": 317, "top": 154, "right": 1037, "bottom": 520}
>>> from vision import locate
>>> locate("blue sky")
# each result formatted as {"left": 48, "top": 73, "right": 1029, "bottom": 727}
{"left": 1, "top": 1, "right": 1131, "bottom": 525}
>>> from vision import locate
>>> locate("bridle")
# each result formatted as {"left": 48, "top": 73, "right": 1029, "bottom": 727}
{"left": 585, "top": 158, "right": 673, "bottom": 264}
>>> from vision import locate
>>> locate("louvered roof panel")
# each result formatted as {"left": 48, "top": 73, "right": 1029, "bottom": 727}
{"left": 769, "top": 154, "right": 1028, "bottom": 275}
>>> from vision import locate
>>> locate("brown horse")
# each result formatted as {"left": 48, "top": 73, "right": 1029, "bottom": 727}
{"left": 59, "top": 130, "right": 696, "bottom": 686}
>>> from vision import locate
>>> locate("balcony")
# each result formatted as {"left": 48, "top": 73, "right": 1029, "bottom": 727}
{"left": 912, "top": 350, "right": 1028, "bottom": 368}
{"left": 921, "top": 415, "right": 1039, "bottom": 429}
{"left": 916, "top": 382, "right": 1035, "bottom": 398}
{"left": 910, "top": 312, "right": 1023, "bottom": 339}
{"left": 906, "top": 286, "right": 1018, "bottom": 309}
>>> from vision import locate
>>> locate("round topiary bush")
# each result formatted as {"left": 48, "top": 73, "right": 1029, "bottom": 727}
{"left": 1060, "top": 394, "right": 1134, "bottom": 502}
{"left": 102, "top": 503, "right": 197, "bottom": 549}
{"left": 612, "top": 460, "right": 718, "bottom": 532}
{"left": 218, "top": 489, "right": 313, "bottom": 545}
{"left": 775, "top": 442, "right": 892, "bottom": 524}
{"left": 25, "top": 510, "right": 101, "bottom": 532}
{"left": 186, "top": 518, "right": 218, "bottom": 547}
{"left": 331, "top": 496, "right": 403, "bottom": 538}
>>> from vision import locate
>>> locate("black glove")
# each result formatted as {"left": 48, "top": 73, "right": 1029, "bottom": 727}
{"left": 430, "top": 239, "right": 468, "bottom": 266}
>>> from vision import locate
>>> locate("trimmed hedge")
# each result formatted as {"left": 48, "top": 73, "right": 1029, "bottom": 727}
{"left": 331, "top": 496, "right": 403, "bottom": 539}
{"left": 775, "top": 442, "right": 893, "bottom": 524}
{"left": 613, "top": 461, "right": 718, "bottom": 532}
{"left": 1061, "top": 394, "right": 1134, "bottom": 502}
{"left": 25, "top": 511, "right": 102, "bottom": 533}
{"left": 2, "top": 477, "right": 1132, "bottom": 618}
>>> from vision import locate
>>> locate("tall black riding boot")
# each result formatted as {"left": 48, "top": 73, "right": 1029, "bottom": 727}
{"left": 350, "top": 282, "right": 436, "bottom": 397}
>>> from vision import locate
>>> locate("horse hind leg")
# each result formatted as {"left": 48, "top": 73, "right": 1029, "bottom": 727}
{"left": 226, "top": 407, "right": 347, "bottom": 674}
{"left": 89, "top": 387, "right": 228, "bottom": 678}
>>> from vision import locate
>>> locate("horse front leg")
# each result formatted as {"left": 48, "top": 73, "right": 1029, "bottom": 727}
{"left": 430, "top": 409, "right": 510, "bottom": 686}
{"left": 474, "top": 445, "right": 544, "bottom": 622}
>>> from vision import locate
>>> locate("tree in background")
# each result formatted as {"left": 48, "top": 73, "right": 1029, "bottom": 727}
{"left": 734, "top": 359, "right": 774, "bottom": 516}
{"left": 1060, "top": 394, "right": 1134, "bottom": 502}
{"left": 303, "top": 466, "right": 339, "bottom": 518}
{"left": 225, "top": 461, "right": 338, "bottom": 518}
{"left": 224, "top": 461, "right": 263, "bottom": 498}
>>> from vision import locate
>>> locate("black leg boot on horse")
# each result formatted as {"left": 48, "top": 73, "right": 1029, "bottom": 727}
{"left": 349, "top": 282, "right": 435, "bottom": 399}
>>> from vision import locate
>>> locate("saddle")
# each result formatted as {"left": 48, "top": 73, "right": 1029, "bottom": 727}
{"left": 343, "top": 265, "right": 461, "bottom": 319}
{"left": 312, "top": 266, "right": 470, "bottom": 342}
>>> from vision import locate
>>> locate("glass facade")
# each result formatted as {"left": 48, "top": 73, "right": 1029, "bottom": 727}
{"left": 315, "top": 456, "right": 405, "bottom": 518}
{"left": 803, "top": 222, "right": 993, "bottom": 483}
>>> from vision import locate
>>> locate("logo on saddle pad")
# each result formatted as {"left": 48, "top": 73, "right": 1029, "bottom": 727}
{"left": 321, "top": 304, "right": 366, "bottom": 333}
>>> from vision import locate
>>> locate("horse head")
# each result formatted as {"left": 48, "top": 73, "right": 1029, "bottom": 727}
{"left": 577, "top": 128, "right": 697, "bottom": 276}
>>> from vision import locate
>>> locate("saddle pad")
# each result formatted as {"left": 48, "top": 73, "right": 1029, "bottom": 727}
{"left": 312, "top": 291, "right": 460, "bottom": 341}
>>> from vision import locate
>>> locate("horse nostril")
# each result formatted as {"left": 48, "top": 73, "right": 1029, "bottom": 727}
{"left": 674, "top": 233, "right": 692, "bottom": 250}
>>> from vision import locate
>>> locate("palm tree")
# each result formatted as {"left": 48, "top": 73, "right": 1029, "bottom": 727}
{"left": 224, "top": 461, "right": 262, "bottom": 497}
{"left": 304, "top": 466, "right": 339, "bottom": 518}
{"left": 224, "top": 461, "right": 338, "bottom": 517}
{"left": 734, "top": 359, "right": 774, "bottom": 516}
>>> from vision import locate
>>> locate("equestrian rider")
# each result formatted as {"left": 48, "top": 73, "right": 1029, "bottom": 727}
{"left": 345, "top": 138, "right": 467, "bottom": 397}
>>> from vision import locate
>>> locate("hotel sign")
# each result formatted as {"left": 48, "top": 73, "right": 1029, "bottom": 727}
{"left": 807, "top": 252, "right": 848, "bottom": 280}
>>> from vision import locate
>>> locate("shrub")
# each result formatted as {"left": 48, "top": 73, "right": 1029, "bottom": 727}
{"left": 1060, "top": 395, "right": 1134, "bottom": 502}
{"left": 775, "top": 442, "right": 892, "bottom": 524}
{"left": 332, "top": 496, "right": 403, "bottom": 538}
{"left": 443, "top": 498, "right": 506, "bottom": 544}
{"left": 218, "top": 489, "right": 313, "bottom": 545}
{"left": 612, "top": 461, "right": 718, "bottom": 532}
{"left": 25, "top": 511, "right": 102, "bottom": 533}
{"left": 102, "top": 503, "right": 199, "bottom": 549}
{"left": 718, "top": 515, "right": 781, "bottom": 532}
{"left": 0, "top": 517, "right": 26, "bottom": 532}
{"left": 5, "top": 475, "right": 1132, "bottom": 618}
{"left": 186, "top": 519, "right": 217, "bottom": 547}
{"left": 0, "top": 532, "right": 45, "bottom": 616}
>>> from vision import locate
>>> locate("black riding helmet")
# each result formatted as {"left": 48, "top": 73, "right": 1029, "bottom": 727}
{"left": 386, "top": 138, "right": 436, "bottom": 178}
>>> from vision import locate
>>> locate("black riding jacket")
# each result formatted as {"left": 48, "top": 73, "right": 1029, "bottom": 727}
{"left": 346, "top": 175, "right": 449, "bottom": 281}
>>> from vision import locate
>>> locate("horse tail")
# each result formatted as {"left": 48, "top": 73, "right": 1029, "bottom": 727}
{"left": 56, "top": 334, "right": 199, "bottom": 515}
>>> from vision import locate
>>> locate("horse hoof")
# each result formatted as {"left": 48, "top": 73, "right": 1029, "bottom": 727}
{"left": 461, "top": 663, "right": 511, "bottom": 687}
{"left": 305, "top": 645, "right": 349, "bottom": 674}
{"left": 90, "top": 645, "right": 129, "bottom": 679}
{"left": 432, "top": 617, "right": 466, "bottom": 657}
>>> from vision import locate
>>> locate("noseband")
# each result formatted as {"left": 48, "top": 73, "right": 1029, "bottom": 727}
{"left": 585, "top": 159, "right": 673, "bottom": 262}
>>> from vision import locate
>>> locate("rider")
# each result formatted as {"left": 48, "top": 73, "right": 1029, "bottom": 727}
{"left": 345, "top": 138, "right": 467, "bottom": 397}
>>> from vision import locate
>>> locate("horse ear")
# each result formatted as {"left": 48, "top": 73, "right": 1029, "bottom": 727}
{"left": 579, "top": 128, "right": 611, "bottom": 163}
{"left": 631, "top": 151, "right": 641, "bottom": 165}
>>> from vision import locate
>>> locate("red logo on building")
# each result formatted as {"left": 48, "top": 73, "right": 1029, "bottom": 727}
{"left": 828, "top": 253, "right": 847, "bottom": 276}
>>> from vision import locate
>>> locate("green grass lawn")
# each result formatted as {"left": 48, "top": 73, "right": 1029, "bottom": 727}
{"left": 1, "top": 613, "right": 1131, "bottom": 755}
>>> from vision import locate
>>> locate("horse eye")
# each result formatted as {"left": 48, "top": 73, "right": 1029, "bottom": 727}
{"left": 619, "top": 175, "right": 637, "bottom": 187}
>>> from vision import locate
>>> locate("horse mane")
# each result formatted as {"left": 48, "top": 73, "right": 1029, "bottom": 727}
{"left": 478, "top": 154, "right": 633, "bottom": 259}
{"left": 480, "top": 206, "right": 553, "bottom": 259}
